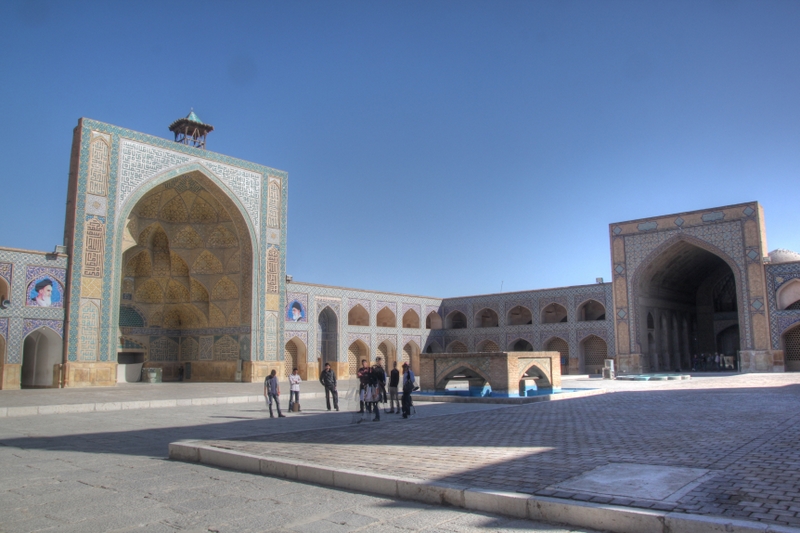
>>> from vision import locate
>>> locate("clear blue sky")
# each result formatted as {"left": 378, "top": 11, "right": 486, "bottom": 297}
{"left": 1, "top": 0, "right": 798, "bottom": 298}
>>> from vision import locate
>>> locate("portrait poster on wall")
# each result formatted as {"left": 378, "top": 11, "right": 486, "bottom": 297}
{"left": 286, "top": 300, "right": 306, "bottom": 322}
{"left": 26, "top": 276, "right": 63, "bottom": 308}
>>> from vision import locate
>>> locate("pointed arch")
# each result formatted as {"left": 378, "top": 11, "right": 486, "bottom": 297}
{"left": 347, "top": 338, "right": 369, "bottom": 376}
{"left": 402, "top": 309, "right": 420, "bottom": 329}
{"left": 541, "top": 303, "right": 567, "bottom": 324}
{"left": 477, "top": 339, "right": 500, "bottom": 353}
{"left": 445, "top": 310, "right": 467, "bottom": 329}
{"left": 425, "top": 340, "right": 442, "bottom": 353}
{"left": 778, "top": 279, "right": 800, "bottom": 310}
{"left": 545, "top": 336, "right": 570, "bottom": 375}
{"left": 507, "top": 305, "right": 533, "bottom": 326}
{"left": 376, "top": 306, "right": 397, "bottom": 328}
{"left": 577, "top": 299, "right": 605, "bottom": 321}
{"left": 509, "top": 338, "right": 534, "bottom": 351}
{"left": 425, "top": 311, "right": 443, "bottom": 330}
{"left": 580, "top": 334, "right": 607, "bottom": 374}
{"left": 21, "top": 327, "right": 63, "bottom": 388}
{"left": 348, "top": 304, "right": 369, "bottom": 326}
{"left": 446, "top": 340, "right": 468, "bottom": 353}
{"left": 475, "top": 308, "right": 499, "bottom": 328}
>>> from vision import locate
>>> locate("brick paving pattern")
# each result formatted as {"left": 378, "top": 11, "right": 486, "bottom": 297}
{"left": 202, "top": 381, "right": 800, "bottom": 528}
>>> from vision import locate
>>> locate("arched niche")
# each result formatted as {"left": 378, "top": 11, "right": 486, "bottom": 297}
{"left": 777, "top": 279, "right": 800, "bottom": 310}
{"left": 636, "top": 238, "right": 739, "bottom": 371}
{"left": 0, "top": 276, "right": 9, "bottom": 303}
{"left": 425, "top": 340, "right": 442, "bottom": 354}
{"left": 475, "top": 308, "right": 499, "bottom": 328}
{"left": 507, "top": 305, "right": 533, "bottom": 326}
{"left": 21, "top": 327, "right": 62, "bottom": 388}
{"left": 377, "top": 340, "right": 396, "bottom": 367}
{"left": 118, "top": 172, "right": 253, "bottom": 379}
{"left": 402, "top": 309, "right": 420, "bottom": 329}
{"left": 402, "top": 341, "right": 420, "bottom": 375}
{"left": 545, "top": 337, "right": 569, "bottom": 375}
{"left": 477, "top": 339, "right": 500, "bottom": 353}
{"left": 541, "top": 303, "right": 567, "bottom": 324}
{"left": 509, "top": 338, "right": 533, "bottom": 352}
{"left": 580, "top": 334, "right": 607, "bottom": 374}
{"left": 318, "top": 307, "right": 338, "bottom": 367}
{"left": 783, "top": 323, "right": 800, "bottom": 372}
{"left": 445, "top": 311, "right": 467, "bottom": 329}
{"left": 376, "top": 307, "right": 397, "bottom": 328}
{"left": 577, "top": 300, "right": 605, "bottom": 321}
{"left": 348, "top": 304, "right": 369, "bottom": 326}
{"left": 284, "top": 337, "right": 308, "bottom": 379}
{"left": 446, "top": 340, "right": 468, "bottom": 353}
{"left": 347, "top": 339, "right": 369, "bottom": 377}
{"left": 425, "top": 311, "right": 443, "bottom": 330}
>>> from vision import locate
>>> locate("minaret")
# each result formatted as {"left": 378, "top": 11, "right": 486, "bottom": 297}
{"left": 168, "top": 109, "right": 214, "bottom": 149}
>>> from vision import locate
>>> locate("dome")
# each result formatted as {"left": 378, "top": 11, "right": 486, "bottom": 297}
{"left": 768, "top": 249, "right": 800, "bottom": 264}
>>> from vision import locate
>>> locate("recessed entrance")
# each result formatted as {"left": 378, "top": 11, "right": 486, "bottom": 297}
{"left": 637, "top": 240, "right": 739, "bottom": 372}
{"left": 21, "top": 327, "right": 62, "bottom": 388}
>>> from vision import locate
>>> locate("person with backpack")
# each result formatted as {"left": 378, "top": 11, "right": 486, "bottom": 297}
{"left": 357, "top": 359, "right": 370, "bottom": 413}
{"left": 368, "top": 356, "right": 387, "bottom": 422}
{"left": 401, "top": 362, "right": 415, "bottom": 419}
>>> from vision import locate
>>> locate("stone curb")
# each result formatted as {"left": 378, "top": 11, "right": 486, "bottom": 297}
{"left": 168, "top": 440, "right": 800, "bottom": 533}
{"left": 0, "top": 392, "right": 326, "bottom": 418}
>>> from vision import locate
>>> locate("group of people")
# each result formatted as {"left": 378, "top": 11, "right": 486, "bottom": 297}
{"left": 357, "top": 357, "right": 416, "bottom": 421}
{"left": 262, "top": 357, "right": 416, "bottom": 420}
{"left": 691, "top": 352, "right": 735, "bottom": 371}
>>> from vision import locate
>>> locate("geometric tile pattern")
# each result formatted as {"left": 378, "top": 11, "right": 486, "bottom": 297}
{"left": 622, "top": 219, "right": 752, "bottom": 352}
{"left": 64, "top": 118, "right": 287, "bottom": 365}
{"left": 285, "top": 280, "right": 613, "bottom": 372}
{"left": 765, "top": 262, "right": 800, "bottom": 349}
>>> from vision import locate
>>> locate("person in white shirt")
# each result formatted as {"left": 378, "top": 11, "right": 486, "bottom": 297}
{"left": 288, "top": 368, "right": 302, "bottom": 412}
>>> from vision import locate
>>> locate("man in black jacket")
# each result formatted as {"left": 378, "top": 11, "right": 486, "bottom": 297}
{"left": 319, "top": 362, "right": 339, "bottom": 411}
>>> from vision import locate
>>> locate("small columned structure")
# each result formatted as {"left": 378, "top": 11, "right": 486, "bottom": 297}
{"left": 420, "top": 351, "right": 561, "bottom": 397}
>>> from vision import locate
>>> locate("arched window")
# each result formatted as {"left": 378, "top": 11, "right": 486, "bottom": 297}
{"left": 425, "top": 311, "right": 443, "bottom": 330}
{"left": 507, "top": 306, "right": 533, "bottom": 325}
{"left": 477, "top": 339, "right": 500, "bottom": 352}
{"left": 541, "top": 303, "right": 567, "bottom": 324}
{"left": 447, "top": 340, "right": 468, "bottom": 353}
{"left": 647, "top": 312, "right": 654, "bottom": 329}
{"left": 545, "top": 337, "right": 569, "bottom": 374}
{"left": 581, "top": 335, "right": 607, "bottom": 374}
{"left": 783, "top": 324, "right": 800, "bottom": 372}
{"left": 777, "top": 279, "right": 800, "bottom": 310}
{"left": 348, "top": 339, "right": 369, "bottom": 377}
{"left": 445, "top": 311, "right": 467, "bottom": 329}
{"left": 475, "top": 308, "right": 499, "bottom": 328}
{"left": 510, "top": 338, "right": 533, "bottom": 351}
{"left": 376, "top": 307, "right": 397, "bottom": 328}
{"left": 402, "top": 309, "right": 420, "bottom": 329}
{"left": 577, "top": 300, "right": 605, "bottom": 321}
{"left": 0, "top": 277, "right": 9, "bottom": 303}
{"left": 425, "top": 340, "right": 442, "bottom": 353}
{"left": 348, "top": 304, "right": 369, "bottom": 326}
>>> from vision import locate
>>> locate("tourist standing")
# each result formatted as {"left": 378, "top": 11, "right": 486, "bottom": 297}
{"left": 288, "top": 368, "right": 301, "bottom": 412}
{"left": 264, "top": 369, "right": 285, "bottom": 418}
{"left": 401, "top": 362, "right": 415, "bottom": 418}
{"left": 369, "top": 356, "right": 387, "bottom": 422}
{"left": 319, "top": 362, "right": 339, "bottom": 411}
{"left": 357, "top": 359, "right": 370, "bottom": 413}
{"left": 388, "top": 360, "right": 400, "bottom": 414}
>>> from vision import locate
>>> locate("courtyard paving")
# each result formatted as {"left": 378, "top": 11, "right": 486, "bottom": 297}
{"left": 176, "top": 373, "right": 800, "bottom": 530}
{"left": 0, "top": 383, "right": 594, "bottom": 533}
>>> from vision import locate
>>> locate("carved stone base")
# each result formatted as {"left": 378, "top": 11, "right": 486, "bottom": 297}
{"left": 739, "top": 350, "right": 784, "bottom": 373}
{"left": 63, "top": 362, "right": 117, "bottom": 387}
{"left": 0, "top": 363, "right": 21, "bottom": 389}
{"left": 242, "top": 361, "right": 280, "bottom": 383}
